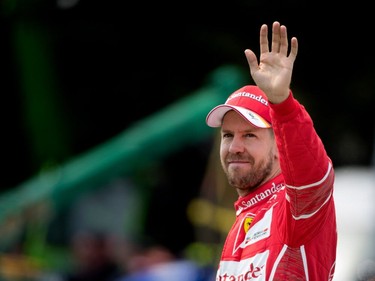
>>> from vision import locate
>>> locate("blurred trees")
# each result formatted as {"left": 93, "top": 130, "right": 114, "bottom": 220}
{"left": 1, "top": 0, "right": 374, "bottom": 192}
{"left": 0, "top": 0, "right": 374, "bottom": 278}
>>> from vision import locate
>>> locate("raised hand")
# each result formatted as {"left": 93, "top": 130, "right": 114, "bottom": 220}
{"left": 244, "top": 21, "right": 298, "bottom": 104}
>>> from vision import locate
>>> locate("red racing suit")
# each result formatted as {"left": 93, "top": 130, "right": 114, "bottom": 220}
{"left": 216, "top": 92, "right": 337, "bottom": 281}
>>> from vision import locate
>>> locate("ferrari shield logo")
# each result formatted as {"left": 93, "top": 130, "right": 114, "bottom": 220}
{"left": 244, "top": 216, "right": 254, "bottom": 233}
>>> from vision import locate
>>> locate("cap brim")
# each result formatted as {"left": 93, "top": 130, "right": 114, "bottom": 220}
{"left": 206, "top": 105, "right": 271, "bottom": 128}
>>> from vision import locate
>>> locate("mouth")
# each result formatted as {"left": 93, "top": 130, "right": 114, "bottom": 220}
{"left": 228, "top": 160, "right": 250, "bottom": 168}
{"left": 228, "top": 159, "right": 249, "bottom": 164}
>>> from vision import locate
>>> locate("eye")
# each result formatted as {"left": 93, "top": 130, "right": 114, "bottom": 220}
{"left": 245, "top": 133, "right": 256, "bottom": 138}
{"left": 222, "top": 133, "right": 233, "bottom": 139}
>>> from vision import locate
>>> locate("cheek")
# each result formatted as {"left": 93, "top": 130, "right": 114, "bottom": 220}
{"left": 220, "top": 142, "right": 228, "bottom": 156}
{"left": 219, "top": 144, "right": 228, "bottom": 163}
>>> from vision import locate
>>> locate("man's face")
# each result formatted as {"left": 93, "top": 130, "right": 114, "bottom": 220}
{"left": 220, "top": 110, "right": 278, "bottom": 196}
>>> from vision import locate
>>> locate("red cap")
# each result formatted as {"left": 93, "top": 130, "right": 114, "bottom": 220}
{"left": 206, "top": 85, "right": 271, "bottom": 128}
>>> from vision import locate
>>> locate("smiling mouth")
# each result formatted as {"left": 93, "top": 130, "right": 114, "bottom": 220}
{"left": 228, "top": 161, "right": 250, "bottom": 167}
{"left": 228, "top": 159, "right": 249, "bottom": 163}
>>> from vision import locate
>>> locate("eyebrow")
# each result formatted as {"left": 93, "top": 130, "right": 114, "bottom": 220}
{"left": 221, "top": 127, "right": 258, "bottom": 134}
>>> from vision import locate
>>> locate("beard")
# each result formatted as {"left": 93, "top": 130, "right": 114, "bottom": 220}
{"left": 222, "top": 151, "right": 274, "bottom": 192}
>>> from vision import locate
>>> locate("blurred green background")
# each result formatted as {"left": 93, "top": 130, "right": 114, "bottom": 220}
{"left": 0, "top": 0, "right": 374, "bottom": 280}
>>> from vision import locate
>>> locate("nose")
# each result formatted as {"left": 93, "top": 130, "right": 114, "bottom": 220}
{"left": 228, "top": 135, "right": 245, "bottom": 154}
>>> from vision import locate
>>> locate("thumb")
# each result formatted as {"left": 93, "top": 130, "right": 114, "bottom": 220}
{"left": 244, "top": 49, "right": 259, "bottom": 74}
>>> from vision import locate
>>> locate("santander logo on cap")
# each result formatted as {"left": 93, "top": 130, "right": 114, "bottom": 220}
{"left": 206, "top": 85, "right": 272, "bottom": 128}
{"left": 226, "top": 89, "right": 269, "bottom": 107}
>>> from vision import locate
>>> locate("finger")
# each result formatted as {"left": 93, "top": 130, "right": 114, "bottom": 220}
{"left": 288, "top": 37, "right": 298, "bottom": 60}
{"left": 259, "top": 24, "right": 269, "bottom": 54}
{"left": 244, "top": 49, "right": 259, "bottom": 73}
{"left": 279, "top": 25, "right": 289, "bottom": 55}
{"left": 271, "top": 21, "right": 281, "bottom": 53}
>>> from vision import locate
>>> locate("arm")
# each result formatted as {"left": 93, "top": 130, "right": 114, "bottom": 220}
{"left": 246, "top": 21, "right": 334, "bottom": 217}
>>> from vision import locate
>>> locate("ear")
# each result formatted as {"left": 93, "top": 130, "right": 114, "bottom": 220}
{"left": 273, "top": 141, "right": 279, "bottom": 160}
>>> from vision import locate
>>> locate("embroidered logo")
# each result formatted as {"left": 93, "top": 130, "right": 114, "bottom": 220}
{"left": 244, "top": 216, "right": 254, "bottom": 233}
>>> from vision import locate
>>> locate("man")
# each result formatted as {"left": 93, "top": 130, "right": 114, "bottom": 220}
{"left": 205, "top": 21, "right": 337, "bottom": 280}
